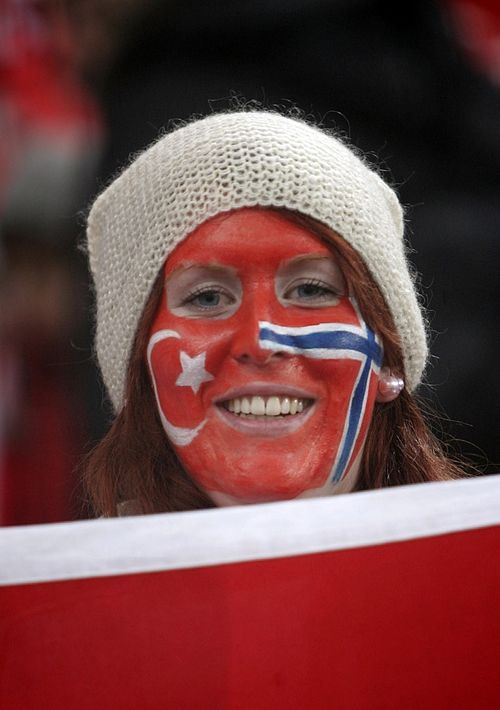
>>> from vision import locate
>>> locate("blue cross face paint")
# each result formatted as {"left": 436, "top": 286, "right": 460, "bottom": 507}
{"left": 258, "top": 314, "right": 382, "bottom": 483}
{"left": 148, "top": 208, "right": 383, "bottom": 505}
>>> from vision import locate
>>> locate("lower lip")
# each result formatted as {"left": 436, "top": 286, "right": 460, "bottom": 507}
{"left": 214, "top": 403, "right": 316, "bottom": 437}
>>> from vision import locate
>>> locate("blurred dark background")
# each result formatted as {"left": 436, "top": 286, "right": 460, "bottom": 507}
{"left": 1, "top": 0, "right": 498, "bottom": 525}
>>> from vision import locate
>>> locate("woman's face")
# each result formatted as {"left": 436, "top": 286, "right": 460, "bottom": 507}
{"left": 147, "top": 208, "right": 382, "bottom": 505}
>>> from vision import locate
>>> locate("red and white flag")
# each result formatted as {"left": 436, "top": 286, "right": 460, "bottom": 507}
{"left": 1, "top": 475, "right": 499, "bottom": 710}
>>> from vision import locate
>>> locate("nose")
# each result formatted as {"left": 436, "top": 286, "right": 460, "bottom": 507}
{"left": 230, "top": 298, "right": 287, "bottom": 366}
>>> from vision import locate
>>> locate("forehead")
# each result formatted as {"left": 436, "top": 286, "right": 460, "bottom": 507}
{"left": 164, "top": 208, "right": 332, "bottom": 274}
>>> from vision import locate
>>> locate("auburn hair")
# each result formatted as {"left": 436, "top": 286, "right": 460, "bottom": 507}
{"left": 83, "top": 209, "right": 466, "bottom": 517}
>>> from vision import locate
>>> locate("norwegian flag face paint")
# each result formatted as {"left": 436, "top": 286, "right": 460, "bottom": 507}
{"left": 147, "top": 209, "right": 382, "bottom": 504}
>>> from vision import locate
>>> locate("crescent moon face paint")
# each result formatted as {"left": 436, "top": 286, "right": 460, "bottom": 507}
{"left": 147, "top": 208, "right": 382, "bottom": 504}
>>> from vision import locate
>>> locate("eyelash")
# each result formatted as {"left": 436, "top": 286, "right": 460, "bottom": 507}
{"left": 182, "top": 285, "right": 233, "bottom": 309}
{"left": 178, "top": 278, "right": 341, "bottom": 313}
{"left": 285, "top": 278, "right": 341, "bottom": 300}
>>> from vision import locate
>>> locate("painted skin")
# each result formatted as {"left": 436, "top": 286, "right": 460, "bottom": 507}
{"left": 147, "top": 208, "right": 381, "bottom": 505}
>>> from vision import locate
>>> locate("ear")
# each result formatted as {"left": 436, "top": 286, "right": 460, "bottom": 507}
{"left": 376, "top": 367, "right": 405, "bottom": 403}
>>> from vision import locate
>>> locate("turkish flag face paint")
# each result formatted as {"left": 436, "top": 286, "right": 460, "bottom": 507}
{"left": 147, "top": 209, "right": 382, "bottom": 504}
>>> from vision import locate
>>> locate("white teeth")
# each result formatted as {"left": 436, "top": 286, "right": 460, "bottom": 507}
{"left": 265, "top": 396, "right": 281, "bottom": 416}
{"left": 251, "top": 396, "right": 266, "bottom": 416}
{"left": 222, "top": 395, "right": 311, "bottom": 417}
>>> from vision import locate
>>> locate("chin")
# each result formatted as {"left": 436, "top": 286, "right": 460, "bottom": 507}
{"left": 204, "top": 475, "right": 328, "bottom": 507}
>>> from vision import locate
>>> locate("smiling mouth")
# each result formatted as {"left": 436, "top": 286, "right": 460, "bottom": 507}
{"left": 219, "top": 395, "right": 314, "bottom": 418}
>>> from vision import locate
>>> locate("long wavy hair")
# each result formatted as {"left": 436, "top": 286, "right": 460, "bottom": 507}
{"left": 83, "top": 209, "right": 467, "bottom": 517}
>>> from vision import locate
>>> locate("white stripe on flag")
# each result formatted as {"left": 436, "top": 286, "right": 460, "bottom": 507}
{"left": 0, "top": 475, "right": 498, "bottom": 586}
{"left": 259, "top": 321, "right": 366, "bottom": 337}
{"left": 257, "top": 342, "right": 369, "bottom": 361}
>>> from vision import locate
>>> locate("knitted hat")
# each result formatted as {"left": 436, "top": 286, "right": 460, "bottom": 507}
{"left": 87, "top": 111, "right": 427, "bottom": 410}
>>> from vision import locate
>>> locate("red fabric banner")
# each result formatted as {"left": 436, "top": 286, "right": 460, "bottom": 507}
{"left": 1, "top": 476, "right": 499, "bottom": 709}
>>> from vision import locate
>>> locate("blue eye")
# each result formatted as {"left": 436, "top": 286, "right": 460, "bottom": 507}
{"left": 183, "top": 287, "right": 233, "bottom": 311}
{"left": 193, "top": 291, "right": 221, "bottom": 307}
{"left": 295, "top": 283, "right": 331, "bottom": 299}
{"left": 285, "top": 279, "right": 340, "bottom": 303}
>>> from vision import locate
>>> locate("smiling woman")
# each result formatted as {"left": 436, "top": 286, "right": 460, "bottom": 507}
{"left": 84, "top": 111, "right": 466, "bottom": 516}
{"left": 148, "top": 208, "right": 386, "bottom": 505}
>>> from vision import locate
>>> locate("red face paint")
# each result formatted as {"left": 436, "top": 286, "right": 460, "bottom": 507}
{"left": 147, "top": 208, "right": 381, "bottom": 504}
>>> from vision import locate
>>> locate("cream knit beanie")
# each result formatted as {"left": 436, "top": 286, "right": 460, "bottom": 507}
{"left": 87, "top": 111, "right": 427, "bottom": 410}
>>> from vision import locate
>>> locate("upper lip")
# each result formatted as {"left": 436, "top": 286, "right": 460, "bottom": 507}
{"left": 213, "top": 383, "right": 318, "bottom": 403}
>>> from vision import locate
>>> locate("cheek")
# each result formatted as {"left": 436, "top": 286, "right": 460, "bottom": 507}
{"left": 320, "top": 358, "right": 380, "bottom": 483}
{"left": 147, "top": 317, "right": 237, "bottom": 432}
{"left": 151, "top": 305, "right": 231, "bottom": 360}
{"left": 308, "top": 358, "right": 365, "bottom": 449}
{"left": 319, "top": 359, "right": 360, "bottom": 400}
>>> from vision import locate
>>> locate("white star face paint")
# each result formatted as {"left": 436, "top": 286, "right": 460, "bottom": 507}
{"left": 176, "top": 351, "right": 214, "bottom": 394}
{"left": 147, "top": 208, "right": 381, "bottom": 504}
